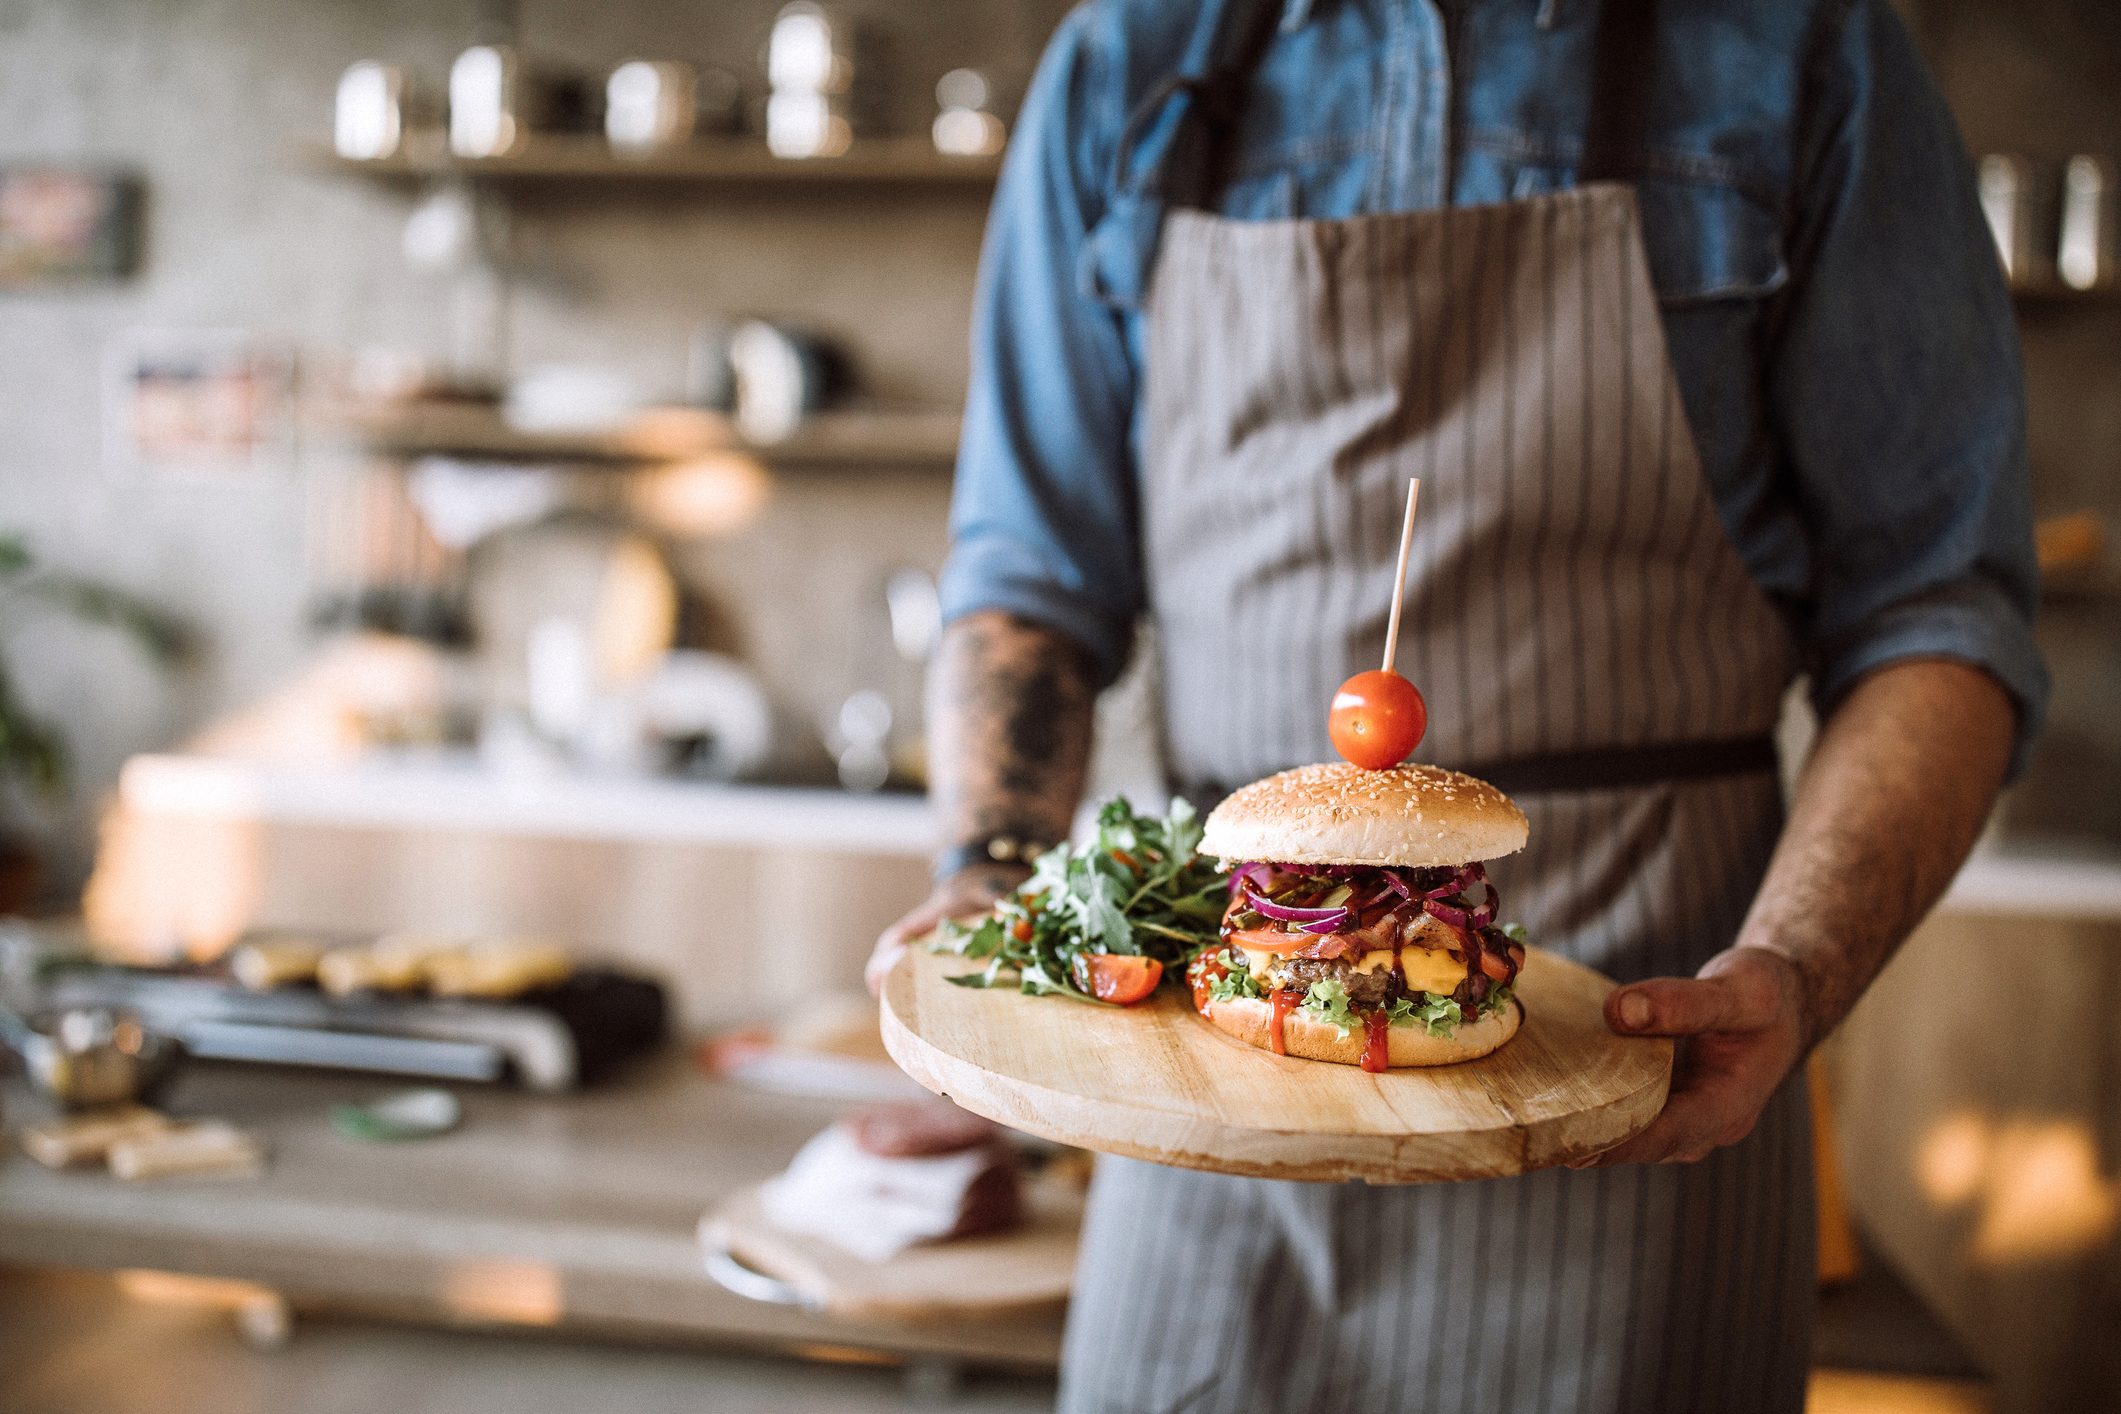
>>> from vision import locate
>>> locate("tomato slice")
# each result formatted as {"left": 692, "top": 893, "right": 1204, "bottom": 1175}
{"left": 1073, "top": 954, "right": 1163, "bottom": 1005}
{"left": 1223, "top": 926, "right": 1318, "bottom": 957}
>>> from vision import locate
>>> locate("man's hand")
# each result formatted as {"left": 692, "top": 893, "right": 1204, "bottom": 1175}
{"left": 1575, "top": 946, "right": 1808, "bottom": 1167}
{"left": 865, "top": 866, "right": 1029, "bottom": 997}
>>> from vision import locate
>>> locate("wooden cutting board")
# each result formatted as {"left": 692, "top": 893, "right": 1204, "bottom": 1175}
{"left": 701, "top": 1174, "right": 1083, "bottom": 1322}
{"left": 880, "top": 946, "right": 1672, "bottom": 1184}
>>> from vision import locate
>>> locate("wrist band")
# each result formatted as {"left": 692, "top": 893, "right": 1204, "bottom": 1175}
{"left": 932, "top": 833, "right": 1052, "bottom": 884}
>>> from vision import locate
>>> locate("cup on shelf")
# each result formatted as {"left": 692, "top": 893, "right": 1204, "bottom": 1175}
{"left": 332, "top": 62, "right": 419, "bottom": 162}
{"left": 763, "top": 1, "right": 892, "bottom": 158}
{"left": 448, "top": 44, "right": 599, "bottom": 159}
{"left": 2058, "top": 156, "right": 2116, "bottom": 294}
{"left": 606, "top": 61, "right": 699, "bottom": 156}
{"left": 1980, "top": 153, "right": 2050, "bottom": 291}
{"left": 932, "top": 69, "right": 1006, "bottom": 158}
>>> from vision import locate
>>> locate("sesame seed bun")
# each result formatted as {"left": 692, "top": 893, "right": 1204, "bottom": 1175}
{"left": 1199, "top": 993, "right": 1522, "bottom": 1067}
{"left": 1199, "top": 762, "right": 1529, "bottom": 868}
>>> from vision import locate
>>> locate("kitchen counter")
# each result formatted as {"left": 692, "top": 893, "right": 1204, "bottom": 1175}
{"left": 0, "top": 1056, "right": 1063, "bottom": 1369}
{"left": 115, "top": 753, "right": 939, "bottom": 856}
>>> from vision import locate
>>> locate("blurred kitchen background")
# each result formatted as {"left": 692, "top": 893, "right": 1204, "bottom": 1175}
{"left": 0, "top": 1, "right": 2115, "bottom": 1412}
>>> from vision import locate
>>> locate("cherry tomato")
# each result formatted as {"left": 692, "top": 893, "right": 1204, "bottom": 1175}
{"left": 1072, "top": 954, "right": 1163, "bottom": 1005}
{"left": 1329, "top": 669, "right": 1428, "bottom": 770}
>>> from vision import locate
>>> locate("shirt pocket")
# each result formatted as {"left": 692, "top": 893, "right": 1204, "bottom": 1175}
{"left": 1503, "top": 160, "right": 1788, "bottom": 306}
{"left": 1631, "top": 176, "right": 1788, "bottom": 306}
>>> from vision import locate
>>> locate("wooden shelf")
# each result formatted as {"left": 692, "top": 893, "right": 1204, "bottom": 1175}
{"left": 315, "top": 401, "right": 961, "bottom": 471}
{"left": 2011, "top": 283, "right": 2121, "bottom": 309}
{"left": 308, "top": 136, "right": 1002, "bottom": 190}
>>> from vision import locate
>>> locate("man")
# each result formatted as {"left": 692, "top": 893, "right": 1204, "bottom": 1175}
{"left": 872, "top": 0, "right": 2045, "bottom": 1410}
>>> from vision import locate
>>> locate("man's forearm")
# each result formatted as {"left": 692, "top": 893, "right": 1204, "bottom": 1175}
{"left": 1735, "top": 659, "right": 2016, "bottom": 1047}
{"left": 928, "top": 610, "right": 1099, "bottom": 863}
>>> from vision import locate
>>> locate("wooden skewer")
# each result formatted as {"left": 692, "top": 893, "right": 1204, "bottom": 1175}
{"left": 1380, "top": 478, "right": 1421, "bottom": 675}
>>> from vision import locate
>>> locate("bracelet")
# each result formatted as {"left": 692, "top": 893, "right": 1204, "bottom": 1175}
{"left": 932, "top": 833, "right": 1052, "bottom": 885}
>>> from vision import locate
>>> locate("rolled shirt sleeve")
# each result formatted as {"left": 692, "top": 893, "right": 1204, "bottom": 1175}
{"left": 937, "top": 9, "right": 1144, "bottom": 688}
{"left": 1769, "top": 0, "right": 2049, "bottom": 770}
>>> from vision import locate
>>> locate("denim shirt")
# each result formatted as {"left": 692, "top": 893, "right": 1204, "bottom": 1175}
{"left": 940, "top": 0, "right": 2048, "bottom": 767}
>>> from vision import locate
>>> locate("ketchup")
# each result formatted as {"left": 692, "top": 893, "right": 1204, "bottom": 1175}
{"left": 1361, "top": 1009, "right": 1390, "bottom": 1073}
{"left": 1269, "top": 988, "right": 1297, "bottom": 1055}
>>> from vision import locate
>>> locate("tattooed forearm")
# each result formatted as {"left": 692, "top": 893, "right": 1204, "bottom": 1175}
{"left": 927, "top": 610, "right": 1099, "bottom": 864}
{"left": 1735, "top": 659, "right": 2015, "bottom": 1050}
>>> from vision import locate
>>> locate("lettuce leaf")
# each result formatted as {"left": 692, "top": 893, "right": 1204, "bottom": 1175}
{"left": 1300, "top": 978, "right": 1359, "bottom": 1037}
{"left": 1208, "top": 954, "right": 1263, "bottom": 1003}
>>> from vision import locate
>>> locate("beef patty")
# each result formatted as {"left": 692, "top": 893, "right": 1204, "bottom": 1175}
{"left": 1267, "top": 954, "right": 1402, "bottom": 1006}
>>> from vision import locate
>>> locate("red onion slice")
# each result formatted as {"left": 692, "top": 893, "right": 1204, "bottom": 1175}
{"left": 1422, "top": 898, "right": 1472, "bottom": 930}
{"left": 1422, "top": 863, "right": 1485, "bottom": 900}
{"left": 1238, "top": 890, "right": 1357, "bottom": 932}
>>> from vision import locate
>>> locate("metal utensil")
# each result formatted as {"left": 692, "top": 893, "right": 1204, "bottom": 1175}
{"left": 0, "top": 1002, "right": 185, "bottom": 1110}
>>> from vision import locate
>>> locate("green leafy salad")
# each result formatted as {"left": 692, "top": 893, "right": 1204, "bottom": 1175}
{"left": 933, "top": 797, "right": 1226, "bottom": 1002}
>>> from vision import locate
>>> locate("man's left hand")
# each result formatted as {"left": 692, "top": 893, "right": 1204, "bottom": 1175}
{"left": 1574, "top": 946, "right": 1809, "bottom": 1167}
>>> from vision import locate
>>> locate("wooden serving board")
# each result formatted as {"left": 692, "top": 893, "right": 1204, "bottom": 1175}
{"left": 880, "top": 946, "right": 1672, "bottom": 1184}
{"left": 700, "top": 1175, "right": 1082, "bottom": 1322}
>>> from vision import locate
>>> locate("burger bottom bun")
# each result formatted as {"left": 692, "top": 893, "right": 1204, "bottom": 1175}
{"left": 1200, "top": 994, "right": 1521, "bottom": 1068}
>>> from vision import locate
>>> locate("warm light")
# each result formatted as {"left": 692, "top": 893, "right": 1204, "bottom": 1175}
{"left": 790, "top": 1343, "right": 899, "bottom": 1368}
{"left": 620, "top": 405, "right": 731, "bottom": 459}
{"left": 1972, "top": 1119, "right": 2119, "bottom": 1266}
{"left": 1805, "top": 1369, "right": 1993, "bottom": 1414}
{"left": 625, "top": 453, "right": 771, "bottom": 539}
{"left": 1916, "top": 1111, "right": 1990, "bottom": 1207}
{"left": 440, "top": 1258, "right": 565, "bottom": 1325}
{"left": 1909, "top": 1111, "right": 2120, "bottom": 1267}
{"left": 116, "top": 1270, "right": 277, "bottom": 1309}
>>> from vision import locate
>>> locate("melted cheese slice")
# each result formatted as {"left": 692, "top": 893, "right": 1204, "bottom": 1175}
{"left": 1399, "top": 946, "right": 1468, "bottom": 997}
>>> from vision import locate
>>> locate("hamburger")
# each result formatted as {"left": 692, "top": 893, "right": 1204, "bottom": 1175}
{"left": 1188, "top": 762, "right": 1530, "bottom": 1071}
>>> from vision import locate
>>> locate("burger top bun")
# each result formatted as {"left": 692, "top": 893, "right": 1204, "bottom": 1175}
{"left": 1200, "top": 993, "right": 1522, "bottom": 1068}
{"left": 1200, "top": 762, "right": 1528, "bottom": 868}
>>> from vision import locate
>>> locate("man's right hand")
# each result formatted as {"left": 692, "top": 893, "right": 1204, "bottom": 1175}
{"left": 865, "top": 865, "right": 1029, "bottom": 997}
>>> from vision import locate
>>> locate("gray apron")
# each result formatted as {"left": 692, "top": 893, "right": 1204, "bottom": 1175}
{"left": 1057, "top": 12, "right": 1813, "bottom": 1414}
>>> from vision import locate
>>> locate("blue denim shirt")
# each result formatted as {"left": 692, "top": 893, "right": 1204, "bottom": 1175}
{"left": 940, "top": 0, "right": 2048, "bottom": 766}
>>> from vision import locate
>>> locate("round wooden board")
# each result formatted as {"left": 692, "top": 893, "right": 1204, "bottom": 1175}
{"left": 700, "top": 1175, "right": 1083, "bottom": 1323}
{"left": 880, "top": 946, "right": 1673, "bottom": 1184}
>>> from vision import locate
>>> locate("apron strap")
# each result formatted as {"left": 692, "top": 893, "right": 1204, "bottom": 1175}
{"left": 1183, "top": 0, "right": 1290, "bottom": 209}
{"left": 1580, "top": 0, "right": 1660, "bottom": 183}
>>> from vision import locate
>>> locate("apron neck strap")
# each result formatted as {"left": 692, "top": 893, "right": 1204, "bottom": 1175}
{"left": 1580, "top": 0, "right": 1659, "bottom": 183}
{"left": 1183, "top": 0, "right": 1289, "bottom": 210}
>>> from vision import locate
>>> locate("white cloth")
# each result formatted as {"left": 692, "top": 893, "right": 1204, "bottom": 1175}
{"left": 759, "top": 1124, "right": 996, "bottom": 1263}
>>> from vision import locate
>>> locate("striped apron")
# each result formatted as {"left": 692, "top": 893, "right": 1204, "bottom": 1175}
{"left": 1056, "top": 17, "right": 1814, "bottom": 1414}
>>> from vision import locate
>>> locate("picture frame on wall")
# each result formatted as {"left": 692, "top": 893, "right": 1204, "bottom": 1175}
{"left": 102, "top": 328, "right": 297, "bottom": 483}
{"left": 0, "top": 167, "right": 141, "bottom": 288}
